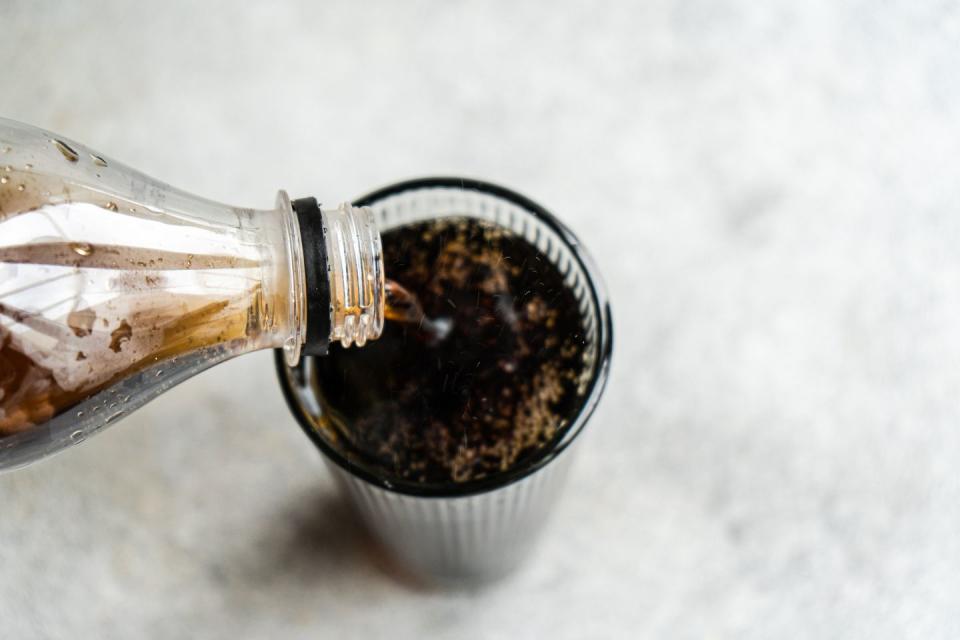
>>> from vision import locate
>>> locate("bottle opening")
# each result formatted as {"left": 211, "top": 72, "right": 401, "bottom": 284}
{"left": 321, "top": 203, "right": 385, "bottom": 348}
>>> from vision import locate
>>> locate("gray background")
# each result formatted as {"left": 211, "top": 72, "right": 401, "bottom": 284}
{"left": 2, "top": 1, "right": 959, "bottom": 638}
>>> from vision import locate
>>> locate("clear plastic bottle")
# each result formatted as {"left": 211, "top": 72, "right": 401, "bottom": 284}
{"left": 0, "top": 118, "right": 385, "bottom": 470}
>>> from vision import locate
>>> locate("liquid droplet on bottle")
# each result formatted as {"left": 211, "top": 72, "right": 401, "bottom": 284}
{"left": 109, "top": 320, "right": 132, "bottom": 353}
{"left": 70, "top": 242, "right": 93, "bottom": 257}
{"left": 3, "top": 165, "right": 11, "bottom": 172}
{"left": 67, "top": 308, "right": 96, "bottom": 337}
{"left": 52, "top": 138, "right": 80, "bottom": 162}
{"left": 90, "top": 154, "right": 107, "bottom": 167}
{"left": 105, "top": 411, "right": 125, "bottom": 424}
{"left": 24, "top": 163, "right": 32, "bottom": 170}
{"left": 70, "top": 430, "right": 86, "bottom": 443}
{"left": 16, "top": 184, "right": 24, "bottom": 192}
{"left": 104, "top": 201, "right": 118, "bottom": 212}
{"left": 0, "top": 176, "right": 7, "bottom": 185}
{"left": 76, "top": 410, "right": 84, "bottom": 418}
{"left": 1, "top": 146, "right": 10, "bottom": 154}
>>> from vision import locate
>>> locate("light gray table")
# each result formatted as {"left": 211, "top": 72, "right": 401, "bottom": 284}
{"left": 2, "top": 1, "right": 959, "bottom": 638}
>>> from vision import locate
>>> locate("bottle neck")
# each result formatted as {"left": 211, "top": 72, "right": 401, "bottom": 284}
{"left": 318, "top": 201, "right": 385, "bottom": 349}
{"left": 276, "top": 193, "right": 385, "bottom": 365}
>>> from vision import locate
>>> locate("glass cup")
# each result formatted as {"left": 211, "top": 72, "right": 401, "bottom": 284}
{"left": 276, "top": 178, "right": 613, "bottom": 585}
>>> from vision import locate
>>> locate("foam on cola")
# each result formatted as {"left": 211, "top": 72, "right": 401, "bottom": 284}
{"left": 310, "top": 217, "right": 591, "bottom": 485}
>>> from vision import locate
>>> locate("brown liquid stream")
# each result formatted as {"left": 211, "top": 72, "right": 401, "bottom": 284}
{"left": 384, "top": 279, "right": 452, "bottom": 343}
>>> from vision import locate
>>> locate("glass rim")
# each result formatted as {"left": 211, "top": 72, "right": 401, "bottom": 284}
{"left": 276, "top": 177, "right": 614, "bottom": 498}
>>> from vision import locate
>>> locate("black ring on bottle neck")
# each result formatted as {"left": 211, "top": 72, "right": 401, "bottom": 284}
{"left": 291, "top": 197, "right": 330, "bottom": 356}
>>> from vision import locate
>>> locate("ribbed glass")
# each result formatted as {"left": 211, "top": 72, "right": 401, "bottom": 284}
{"left": 277, "top": 178, "right": 613, "bottom": 584}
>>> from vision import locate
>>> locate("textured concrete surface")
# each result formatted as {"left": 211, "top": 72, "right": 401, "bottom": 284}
{"left": 2, "top": 1, "right": 960, "bottom": 638}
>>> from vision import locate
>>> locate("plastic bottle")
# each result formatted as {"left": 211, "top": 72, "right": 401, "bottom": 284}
{"left": 0, "top": 118, "right": 384, "bottom": 469}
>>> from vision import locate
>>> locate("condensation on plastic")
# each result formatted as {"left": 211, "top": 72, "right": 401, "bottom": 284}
{"left": 0, "top": 119, "right": 305, "bottom": 469}
{"left": 0, "top": 117, "right": 386, "bottom": 470}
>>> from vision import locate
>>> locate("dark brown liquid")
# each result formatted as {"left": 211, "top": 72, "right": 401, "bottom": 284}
{"left": 311, "top": 218, "right": 589, "bottom": 485}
